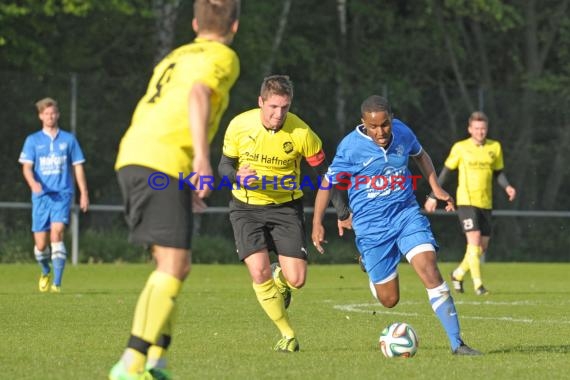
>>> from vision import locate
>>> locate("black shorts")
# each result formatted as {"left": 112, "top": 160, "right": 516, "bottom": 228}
{"left": 456, "top": 206, "right": 492, "bottom": 236}
{"left": 229, "top": 197, "right": 308, "bottom": 261}
{"left": 117, "top": 165, "right": 193, "bottom": 249}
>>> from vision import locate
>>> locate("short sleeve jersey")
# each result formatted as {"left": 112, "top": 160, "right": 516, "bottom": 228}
{"left": 19, "top": 129, "right": 86, "bottom": 197}
{"left": 444, "top": 138, "right": 504, "bottom": 209}
{"left": 222, "top": 109, "right": 322, "bottom": 205}
{"left": 115, "top": 38, "right": 240, "bottom": 178}
{"left": 327, "top": 119, "right": 422, "bottom": 235}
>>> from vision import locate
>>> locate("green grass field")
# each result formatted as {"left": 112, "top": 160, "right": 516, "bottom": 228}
{"left": 0, "top": 263, "right": 568, "bottom": 379}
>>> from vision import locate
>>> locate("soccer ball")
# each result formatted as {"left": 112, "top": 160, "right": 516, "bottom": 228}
{"left": 379, "top": 322, "right": 419, "bottom": 358}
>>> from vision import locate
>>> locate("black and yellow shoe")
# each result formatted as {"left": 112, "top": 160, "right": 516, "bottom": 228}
{"left": 475, "top": 285, "right": 489, "bottom": 296}
{"left": 39, "top": 273, "right": 51, "bottom": 292}
{"left": 274, "top": 336, "right": 300, "bottom": 352}
{"left": 450, "top": 273, "right": 464, "bottom": 293}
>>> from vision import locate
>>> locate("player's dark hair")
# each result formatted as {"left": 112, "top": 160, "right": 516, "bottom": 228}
{"left": 194, "top": 0, "right": 240, "bottom": 36}
{"left": 260, "top": 75, "right": 294, "bottom": 101}
{"left": 469, "top": 111, "right": 488, "bottom": 124}
{"left": 361, "top": 95, "right": 391, "bottom": 117}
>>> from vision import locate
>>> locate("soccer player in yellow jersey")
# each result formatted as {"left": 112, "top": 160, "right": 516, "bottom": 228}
{"left": 110, "top": 1, "right": 240, "bottom": 379}
{"left": 218, "top": 75, "right": 350, "bottom": 352}
{"left": 425, "top": 111, "right": 516, "bottom": 296}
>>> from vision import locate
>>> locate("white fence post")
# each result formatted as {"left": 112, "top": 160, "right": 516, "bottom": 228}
{"left": 70, "top": 73, "right": 79, "bottom": 265}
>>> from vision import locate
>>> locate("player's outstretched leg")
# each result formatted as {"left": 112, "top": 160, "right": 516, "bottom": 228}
{"left": 252, "top": 278, "right": 299, "bottom": 352}
{"left": 465, "top": 244, "right": 489, "bottom": 295}
{"left": 426, "top": 282, "right": 482, "bottom": 355}
{"left": 109, "top": 271, "right": 182, "bottom": 379}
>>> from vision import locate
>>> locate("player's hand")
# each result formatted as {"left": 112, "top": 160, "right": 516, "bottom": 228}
{"left": 311, "top": 223, "right": 327, "bottom": 254}
{"left": 424, "top": 197, "right": 437, "bottom": 213}
{"left": 432, "top": 189, "right": 455, "bottom": 212}
{"left": 506, "top": 185, "right": 516, "bottom": 201}
{"left": 79, "top": 193, "right": 89, "bottom": 213}
{"left": 192, "top": 155, "right": 213, "bottom": 199}
{"left": 443, "top": 196, "right": 455, "bottom": 212}
{"left": 31, "top": 182, "right": 42, "bottom": 194}
{"left": 192, "top": 192, "right": 208, "bottom": 214}
{"left": 236, "top": 164, "right": 257, "bottom": 187}
{"left": 337, "top": 214, "right": 353, "bottom": 236}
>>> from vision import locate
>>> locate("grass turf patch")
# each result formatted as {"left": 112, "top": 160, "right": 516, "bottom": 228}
{"left": 0, "top": 263, "right": 568, "bottom": 379}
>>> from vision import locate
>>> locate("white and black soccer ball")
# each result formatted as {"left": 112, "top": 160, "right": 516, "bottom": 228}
{"left": 379, "top": 322, "right": 419, "bottom": 358}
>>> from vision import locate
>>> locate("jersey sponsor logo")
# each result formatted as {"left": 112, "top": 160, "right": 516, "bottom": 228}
{"left": 39, "top": 155, "right": 67, "bottom": 176}
{"left": 396, "top": 144, "right": 405, "bottom": 156}
{"left": 241, "top": 151, "right": 292, "bottom": 167}
{"left": 282, "top": 141, "right": 294, "bottom": 154}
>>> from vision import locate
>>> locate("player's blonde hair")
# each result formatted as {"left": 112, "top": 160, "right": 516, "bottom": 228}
{"left": 35, "top": 97, "right": 58, "bottom": 113}
{"left": 468, "top": 111, "right": 488, "bottom": 124}
{"left": 194, "top": 0, "right": 240, "bottom": 36}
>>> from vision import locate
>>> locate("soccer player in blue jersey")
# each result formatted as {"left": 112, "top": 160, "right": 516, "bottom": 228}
{"left": 18, "top": 97, "right": 89, "bottom": 293}
{"left": 311, "top": 95, "right": 481, "bottom": 355}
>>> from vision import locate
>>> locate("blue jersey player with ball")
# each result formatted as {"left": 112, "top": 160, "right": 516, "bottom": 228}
{"left": 312, "top": 95, "right": 481, "bottom": 355}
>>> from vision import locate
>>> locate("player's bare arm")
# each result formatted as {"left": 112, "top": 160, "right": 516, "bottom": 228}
{"left": 413, "top": 150, "right": 455, "bottom": 211}
{"left": 189, "top": 81, "right": 213, "bottom": 199}
{"left": 73, "top": 164, "right": 89, "bottom": 212}
{"left": 22, "top": 163, "right": 42, "bottom": 194}
{"left": 311, "top": 176, "right": 332, "bottom": 254}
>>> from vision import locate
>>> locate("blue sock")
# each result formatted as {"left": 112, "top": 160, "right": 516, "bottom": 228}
{"left": 427, "top": 282, "right": 463, "bottom": 351}
{"left": 51, "top": 242, "right": 67, "bottom": 286}
{"left": 34, "top": 246, "right": 51, "bottom": 275}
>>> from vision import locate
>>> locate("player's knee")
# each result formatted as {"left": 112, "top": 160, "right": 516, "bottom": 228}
{"left": 287, "top": 276, "right": 305, "bottom": 289}
{"left": 180, "top": 262, "right": 191, "bottom": 280}
{"left": 249, "top": 266, "right": 272, "bottom": 284}
{"left": 35, "top": 243, "right": 49, "bottom": 252}
{"left": 379, "top": 294, "right": 399, "bottom": 308}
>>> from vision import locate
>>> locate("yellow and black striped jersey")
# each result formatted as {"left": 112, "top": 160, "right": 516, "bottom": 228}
{"left": 444, "top": 138, "right": 504, "bottom": 209}
{"left": 223, "top": 109, "right": 323, "bottom": 205}
{"left": 115, "top": 38, "right": 240, "bottom": 178}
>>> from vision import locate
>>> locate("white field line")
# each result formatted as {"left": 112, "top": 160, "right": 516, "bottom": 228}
{"left": 332, "top": 302, "right": 570, "bottom": 324}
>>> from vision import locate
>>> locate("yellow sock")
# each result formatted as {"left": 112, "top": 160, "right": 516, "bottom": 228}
{"left": 253, "top": 278, "right": 294, "bottom": 338}
{"left": 459, "top": 253, "right": 470, "bottom": 274}
{"left": 147, "top": 343, "right": 167, "bottom": 369}
{"left": 131, "top": 271, "right": 182, "bottom": 345}
{"left": 147, "top": 315, "right": 173, "bottom": 369}
{"left": 452, "top": 249, "right": 470, "bottom": 281}
{"left": 274, "top": 268, "right": 288, "bottom": 292}
{"left": 123, "top": 348, "right": 147, "bottom": 373}
{"left": 466, "top": 244, "right": 483, "bottom": 289}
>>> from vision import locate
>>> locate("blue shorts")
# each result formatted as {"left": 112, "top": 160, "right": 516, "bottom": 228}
{"left": 356, "top": 211, "right": 438, "bottom": 284}
{"left": 31, "top": 192, "right": 73, "bottom": 232}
